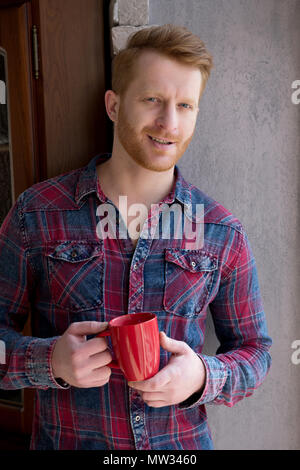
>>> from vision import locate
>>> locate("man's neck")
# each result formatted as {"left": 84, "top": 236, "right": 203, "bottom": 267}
{"left": 97, "top": 154, "right": 175, "bottom": 210}
{"left": 96, "top": 152, "right": 175, "bottom": 248}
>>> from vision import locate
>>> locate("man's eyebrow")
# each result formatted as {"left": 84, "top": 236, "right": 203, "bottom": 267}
{"left": 138, "top": 90, "right": 198, "bottom": 106}
{"left": 137, "top": 88, "right": 161, "bottom": 96}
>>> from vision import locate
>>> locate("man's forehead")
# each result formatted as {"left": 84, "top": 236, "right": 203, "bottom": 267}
{"left": 129, "top": 52, "right": 202, "bottom": 96}
{"left": 134, "top": 50, "right": 201, "bottom": 76}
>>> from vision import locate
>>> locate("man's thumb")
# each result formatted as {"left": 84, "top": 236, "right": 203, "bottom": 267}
{"left": 159, "top": 331, "right": 187, "bottom": 355}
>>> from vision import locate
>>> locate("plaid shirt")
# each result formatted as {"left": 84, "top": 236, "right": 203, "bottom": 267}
{"left": 0, "top": 154, "right": 271, "bottom": 450}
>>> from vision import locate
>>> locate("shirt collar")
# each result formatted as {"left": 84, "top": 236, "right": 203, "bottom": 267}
{"left": 75, "top": 154, "right": 111, "bottom": 204}
{"left": 75, "top": 153, "right": 193, "bottom": 212}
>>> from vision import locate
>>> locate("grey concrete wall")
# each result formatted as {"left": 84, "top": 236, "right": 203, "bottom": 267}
{"left": 149, "top": 0, "right": 300, "bottom": 450}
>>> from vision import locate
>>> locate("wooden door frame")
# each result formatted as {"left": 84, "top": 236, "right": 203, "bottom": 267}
{"left": 1, "top": 0, "right": 113, "bottom": 185}
{"left": 0, "top": 0, "right": 29, "bottom": 6}
{"left": 0, "top": 1, "right": 36, "bottom": 200}
{"left": 0, "top": 0, "right": 112, "bottom": 437}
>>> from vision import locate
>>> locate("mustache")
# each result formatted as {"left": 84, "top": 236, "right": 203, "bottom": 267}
{"left": 144, "top": 129, "right": 180, "bottom": 142}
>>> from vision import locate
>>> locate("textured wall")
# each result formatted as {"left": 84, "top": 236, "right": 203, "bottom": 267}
{"left": 150, "top": 0, "right": 300, "bottom": 450}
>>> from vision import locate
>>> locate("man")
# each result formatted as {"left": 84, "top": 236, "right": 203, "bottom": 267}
{"left": 0, "top": 24, "right": 271, "bottom": 450}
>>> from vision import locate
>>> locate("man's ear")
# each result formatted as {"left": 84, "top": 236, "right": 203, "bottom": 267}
{"left": 105, "top": 90, "right": 120, "bottom": 123}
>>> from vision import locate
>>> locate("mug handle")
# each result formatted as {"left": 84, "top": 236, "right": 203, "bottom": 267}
{"left": 97, "top": 330, "right": 119, "bottom": 369}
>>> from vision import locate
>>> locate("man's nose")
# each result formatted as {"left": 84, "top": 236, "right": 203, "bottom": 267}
{"left": 155, "top": 103, "right": 178, "bottom": 134}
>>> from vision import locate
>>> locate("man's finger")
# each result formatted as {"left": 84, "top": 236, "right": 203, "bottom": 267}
{"left": 87, "top": 350, "right": 113, "bottom": 370}
{"left": 142, "top": 391, "right": 165, "bottom": 402}
{"left": 128, "top": 364, "right": 172, "bottom": 391}
{"left": 145, "top": 401, "right": 168, "bottom": 408}
{"left": 81, "top": 336, "right": 110, "bottom": 356}
{"left": 68, "top": 321, "right": 108, "bottom": 338}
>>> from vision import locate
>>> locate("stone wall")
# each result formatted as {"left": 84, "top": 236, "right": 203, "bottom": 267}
{"left": 109, "top": 0, "right": 150, "bottom": 55}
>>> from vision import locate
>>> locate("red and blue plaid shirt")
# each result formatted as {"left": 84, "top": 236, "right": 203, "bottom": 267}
{"left": 0, "top": 154, "right": 271, "bottom": 450}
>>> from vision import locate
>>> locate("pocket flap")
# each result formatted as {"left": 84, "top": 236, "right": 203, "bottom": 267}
{"left": 47, "top": 241, "right": 104, "bottom": 263}
{"left": 165, "top": 249, "right": 217, "bottom": 272}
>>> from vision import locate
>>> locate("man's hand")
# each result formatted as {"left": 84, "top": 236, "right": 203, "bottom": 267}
{"left": 51, "top": 321, "right": 112, "bottom": 388}
{"left": 128, "top": 332, "right": 206, "bottom": 407}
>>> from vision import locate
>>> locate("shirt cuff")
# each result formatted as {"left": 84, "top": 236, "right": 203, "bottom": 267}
{"left": 25, "top": 337, "right": 69, "bottom": 389}
{"left": 178, "top": 354, "right": 228, "bottom": 409}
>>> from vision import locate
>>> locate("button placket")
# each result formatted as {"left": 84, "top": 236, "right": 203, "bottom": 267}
{"left": 128, "top": 243, "right": 149, "bottom": 313}
{"left": 129, "top": 387, "right": 150, "bottom": 449}
{"left": 127, "top": 212, "right": 160, "bottom": 315}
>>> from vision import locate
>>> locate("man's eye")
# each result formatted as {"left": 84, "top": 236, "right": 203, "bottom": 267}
{"left": 145, "top": 97, "right": 159, "bottom": 103}
{"left": 179, "top": 103, "right": 192, "bottom": 109}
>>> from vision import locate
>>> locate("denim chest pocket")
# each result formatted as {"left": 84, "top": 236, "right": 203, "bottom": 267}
{"left": 163, "top": 249, "right": 218, "bottom": 317}
{"left": 46, "top": 241, "right": 104, "bottom": 311}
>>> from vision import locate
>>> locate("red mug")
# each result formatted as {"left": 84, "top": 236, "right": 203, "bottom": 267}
{"left": 98, "top": 312, "right": 160, "bottom": 382}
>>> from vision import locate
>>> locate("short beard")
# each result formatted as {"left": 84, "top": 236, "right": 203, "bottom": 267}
{"left": 116, "top": 105, "right": 194, "bottom": 172}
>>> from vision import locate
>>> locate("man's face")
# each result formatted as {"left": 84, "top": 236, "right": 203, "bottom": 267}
{"left": 112, "top": 50, "right": 202, "bottom": 172}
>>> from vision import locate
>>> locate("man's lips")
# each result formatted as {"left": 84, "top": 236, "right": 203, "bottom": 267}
{"left": 147, "top": 135, "right": 177, "bottom": 145}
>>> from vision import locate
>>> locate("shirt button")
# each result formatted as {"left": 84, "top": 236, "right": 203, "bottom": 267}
{"left": 133, "top": 263, "right": 138, "bottom": 270}
{"left": 135, "top": 415, "right": 141, "bottom": 422}
{"left": 191, "top": 261, "right": 196, "bottom": 267}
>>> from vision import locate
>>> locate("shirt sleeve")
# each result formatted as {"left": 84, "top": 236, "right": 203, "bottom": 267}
{"left": 0, "top": 194, "right": 67, "bottom": 390}
{"left": 180, "top": 227, "right": 272, "bottom": 409}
